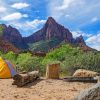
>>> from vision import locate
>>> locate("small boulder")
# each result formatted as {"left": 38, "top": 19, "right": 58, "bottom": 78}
{"left": 73, "top": 83, "right": 100, "bottom": 100}
{"left": 73, "top": 69, "right": 97, "bottom": 77}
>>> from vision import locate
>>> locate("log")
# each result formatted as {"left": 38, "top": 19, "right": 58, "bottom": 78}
{"left": 63, "top": 76, "right": 97, "bottom": 83}
{"left": 12, "top": 71, "right": 39, "bottom": 87}
{"left": 28, "top": 71, "right": 39, "bottom": 82}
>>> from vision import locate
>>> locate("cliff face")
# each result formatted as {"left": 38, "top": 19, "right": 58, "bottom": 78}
{"left": 75, "top": 35, "right": 86, "bottom": 45}
{"left": 0, "top": 24, "right": 28, "bottom": 49}
{"left": 0, "top": 17, "right": 94, "bottom": 52}
{"left": 24, "top": 17, "right": 73, "bottom": 43}
{"left": 0, "top": 38, "right": 20, "bottom": 53}
{"left": 23, "top": 17, "right": 87, "bottom": 52}
{"left": 24, "top": 17, "right": 86, "bottom": 46}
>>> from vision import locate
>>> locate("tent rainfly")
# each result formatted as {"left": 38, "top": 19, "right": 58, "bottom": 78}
{"left": 0, "top": 57, "right": 17, "bottom": 78}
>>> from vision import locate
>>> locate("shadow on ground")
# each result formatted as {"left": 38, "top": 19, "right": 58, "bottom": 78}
{"left": 21, "top": 78, "right": 44, "bottom": 88}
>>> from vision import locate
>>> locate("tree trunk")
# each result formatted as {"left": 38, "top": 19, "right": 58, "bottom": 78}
{"left": 12, "top": 71, "right": 39, "bottom": 87}
{"left": 46, "top": 63, "right": 60, "bottom": 79}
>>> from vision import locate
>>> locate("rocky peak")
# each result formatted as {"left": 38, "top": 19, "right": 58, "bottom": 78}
{"left": 0, "top": 24, "right": 21, "bottom": 37}
{"left": 46, "top": 17, "right": 57, "bottom": 25}
{"left": 0, "top": 24, "right": 28, "bottom": 49}
{"left": 72, "top": 35, "right": 95, "bottom": 52}
{"left": 24, "top": 17, "right": 73, "bottom": 43}
{"left": 45, "top": 17, "right": 73, "bottom": 41}
{"left": 75, "top": 35, "right": 86, "bottom": 45}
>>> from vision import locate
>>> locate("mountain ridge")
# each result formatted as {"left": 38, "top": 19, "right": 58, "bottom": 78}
{"left": 0, "top": 17, "right": 96, "bottom": 53}
{"left": 0, "top": 24, "right": 28, "bottom": 50}
{"left": 0, "top": 38, "right": 20, "bottom": 53}
{"left": 24, "top": 17, "right": 74, "bottom": 43}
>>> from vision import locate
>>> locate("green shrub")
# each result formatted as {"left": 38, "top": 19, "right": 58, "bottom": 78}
{"left": 3, "top": 51, "right": 17, "bottom": 64}
{"left": 0, "top": 43, "right": 100, "bottom": 76}
{"left": 43, "top": 44, "right": 100, "bottom": 75}
{"left": 16, "top": 53, "right": 44, "bottom": 74}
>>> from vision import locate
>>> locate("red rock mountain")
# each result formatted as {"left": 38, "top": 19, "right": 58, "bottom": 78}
{"left": 0, "top": 24, "right": 28, "bottom": 49}
{"left": 0, "top": 38, "right": 20, "bottom": 53}
{"left": 24, "top": 17, "right": 73, "bottom": 43}
{"left": 23, "top": 17, "right": 95, "bottom": 52}
{"left": 0, "top": 17, "right": 95, "bottom": 52}
{"left": 24, "top": 17, "right": 86, "bottom": 45}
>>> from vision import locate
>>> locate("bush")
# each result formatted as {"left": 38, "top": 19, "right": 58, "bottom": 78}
{"left": 0, "top": 44, "right": 100, "bottom": 76}
{"left": 16, "top": 53, "right": 44, "bottom": 74}
{"left": 43, "top": 44, "right": 100, "bottom": 75}
{"left": 3, "top": 51, "right": 17, "bottom": 64}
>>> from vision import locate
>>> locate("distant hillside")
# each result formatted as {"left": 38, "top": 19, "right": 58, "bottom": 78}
{"left": 28, "top": 37, "right": 62, "bottom": 52}
{"left": 0, "top": 24, "right": 28, "bottom": 50}
{"left": 0, "top": 38, "right": 20, "bottom": 53}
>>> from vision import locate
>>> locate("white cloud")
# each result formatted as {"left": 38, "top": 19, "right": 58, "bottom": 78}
{"left": 0, "top": 1, "right": 14, "bottom": 18}
{"left": 91, "top": 17, "right": 98, "bottom": 22}
{"left": 48, "top": 0, "right": 100, "bottom": 28}
{"left": 65, "top": 14, "right": 70, "bottom": 18}
{"left": 11, "top": 2, "right": 29, "bottom": 9}
{"left": 13, "top": 19, "right": 46, "bottom": 29}
{"left": 1, "top": 12, "right": 28, "bottom": 21}
{"left": 0, "top": 7, "right": 6, "bottom": 12}
{"left": 92, "top": 45, "right": 100, "bottom": 51}
{"left": 26, "top": 19, "right": 46, "bottom": 29}
{"left": 72, "top": 31, "right": 92, "bottom": 38}
{"left": 55, "top": 0, "right": 73, "bottom": 10}
{"left": 86, "top": 33, "right": 100, "bottom": 50}
{"left": 8, "top": 19, "right": 46, "bottom": 36}
{"left": 86, "top": 33, "right": 100, "bottom": 44}
{"left": 72, "top": 31, "right": 100, "bottom": 50}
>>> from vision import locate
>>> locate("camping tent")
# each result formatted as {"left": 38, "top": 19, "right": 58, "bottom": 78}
{"left": 0, "top": 57, "right": 17, "bottom": 78}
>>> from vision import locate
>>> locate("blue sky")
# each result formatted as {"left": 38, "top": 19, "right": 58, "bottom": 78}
{"left": 0, "top": 0, "right": 100, "bottom": 50}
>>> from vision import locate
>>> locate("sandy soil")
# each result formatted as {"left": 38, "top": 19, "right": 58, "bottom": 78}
{"left": 0, "top": 78, "right": 95, "bottom": 100}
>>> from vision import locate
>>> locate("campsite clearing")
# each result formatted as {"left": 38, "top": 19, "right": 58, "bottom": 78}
{"left": 0, "top": 78, "right": 95, "bottom": 100}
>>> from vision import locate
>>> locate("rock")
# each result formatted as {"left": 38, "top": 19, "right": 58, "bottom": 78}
{"left": 23, "top": 17, "right": 73, "bottom": 43}
{"left": 79, "top": 44, "right": 96, "bottom": 52}
{"left": 0, "top": 38, "right": 20, "bottom": 53}
{"left": 0, "top": 17, "right": 95, "bottom": 52}
{"left": 73, "top": 69, "right": 98, "bottom": 77}
{"left": 0, "top": 24, "right": 28, "bottom": 49}
{"left": 73, "top": 83, "right": 100, "bottom": 100}
{"left": 75, "top": 35, "right": 86, "bottom": 45}
{"left": 73, "top": 35, "right": 96, "bottom": 52}
{"left": 23, "top": 17, "right": 95, "bottom": 52}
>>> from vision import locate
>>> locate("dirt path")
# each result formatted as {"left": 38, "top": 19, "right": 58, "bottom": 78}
{"left": 0, "top": 78, "right": 95, "bottom": 100}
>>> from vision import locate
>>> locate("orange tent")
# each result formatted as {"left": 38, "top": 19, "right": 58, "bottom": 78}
{"left": 0, "top": 57, "right": 17, "bottom": 78}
